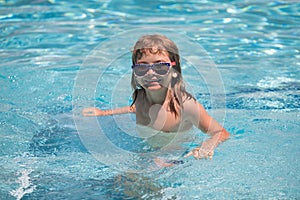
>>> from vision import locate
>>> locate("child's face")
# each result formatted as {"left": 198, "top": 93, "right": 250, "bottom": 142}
{"left": 134, "top": 51, "right": 173, "bottom": 91}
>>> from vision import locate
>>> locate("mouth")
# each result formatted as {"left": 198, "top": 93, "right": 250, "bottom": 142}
{"left": 144, "top": 78, "right": 162, "bottom": 86}
{"left": 145, "top": 78, "right": 160, "bottom": 83}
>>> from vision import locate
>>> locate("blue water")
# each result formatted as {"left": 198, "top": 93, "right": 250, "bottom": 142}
{"left": 1, "top": 0, "right": 299, "bottom": 199}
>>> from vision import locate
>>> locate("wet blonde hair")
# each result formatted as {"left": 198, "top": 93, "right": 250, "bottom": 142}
{"left": 131, "top": 34, "right": 194, "bottom": 118}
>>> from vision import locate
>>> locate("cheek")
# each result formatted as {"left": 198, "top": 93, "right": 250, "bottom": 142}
{"left": 135, "top": 76, "right": 142, "bottom": 82}
{"left": 134, "top": 77, "right": 144, "bottom": 86}
{"left": 164, "top": 73, "right": 173, "bottom": 83}
{"left": 158, "top": 75, "right": 173, "bottom": 88}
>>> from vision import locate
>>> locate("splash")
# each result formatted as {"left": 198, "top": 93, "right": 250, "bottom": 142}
{"left": 10, "top": 169, "right": 36, "bottom": 200}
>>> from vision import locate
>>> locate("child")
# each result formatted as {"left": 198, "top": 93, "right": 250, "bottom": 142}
{"left": 82, "top": 34, "right": 230, "bottom": 161}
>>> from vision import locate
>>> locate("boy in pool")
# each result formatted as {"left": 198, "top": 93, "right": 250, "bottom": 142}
{"left": 82, "top": 34, "right": 230, "bottom": 162}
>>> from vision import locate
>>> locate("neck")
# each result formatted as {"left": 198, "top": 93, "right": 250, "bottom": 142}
{"left": 145, "top": 87, "right": 168, "bottom": 105}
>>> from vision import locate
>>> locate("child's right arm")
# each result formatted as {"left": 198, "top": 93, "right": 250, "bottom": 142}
{"left": 82, "top": 105, "right": 135, "bottom": 117}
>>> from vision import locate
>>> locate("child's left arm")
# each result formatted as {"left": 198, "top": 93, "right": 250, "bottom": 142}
{"left": 184, "top": 100, "right": 230, "bottom": 159}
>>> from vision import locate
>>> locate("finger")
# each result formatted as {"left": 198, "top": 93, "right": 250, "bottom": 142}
{"left": 82, "top": 109, "right": 91, "bottom": 115}
{"left": 208, "top": 151, "right": 214, "bottom": 160}
{"left": 184, "top": 151, "right": 193, "bottom": 158}
{"left": 82, "top": 109, "right": 96, "bottom": 116}
{"left": 83, "top": 113, "right": 94, "bottom": 117}
{"left": 195, "top": 151, "right": 200, "bottom": 159}
{"left": 198, "top": 149, "right": 210, "bottom": 159}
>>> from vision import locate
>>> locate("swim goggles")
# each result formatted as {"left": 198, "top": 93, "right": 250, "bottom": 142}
{"left": 132, "top": 62, "right": 176, "bottom": 77}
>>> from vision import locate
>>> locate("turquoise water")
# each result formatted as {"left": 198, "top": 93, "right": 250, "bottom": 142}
{"left": 1, "top": 0, "right": 299, "bottom": 199}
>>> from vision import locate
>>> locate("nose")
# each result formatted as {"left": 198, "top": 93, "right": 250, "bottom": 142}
{"left": 146, "top": 67, "right": 155, "bottom": 75}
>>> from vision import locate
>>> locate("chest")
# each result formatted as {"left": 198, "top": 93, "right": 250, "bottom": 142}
{"left": 135, "top": 103, "right": 183, "bottom": 132}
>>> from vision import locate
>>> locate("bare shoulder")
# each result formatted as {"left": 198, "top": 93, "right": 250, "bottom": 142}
{"left": 182, "top": 97, "right": 203, "bottom": 112}
{"left": 182, "top": 96, "right": 213, "bottom": 132}
{"left": 182, "top": 98, "right": 197, "bottom": 117}
{"left": 182, "top": 97, "right": 209, "bottom": 119}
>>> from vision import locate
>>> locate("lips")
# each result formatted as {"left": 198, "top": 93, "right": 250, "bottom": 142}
{"left": 144, "top": 78, "right": 161, "bottom": 86}
{"left": 145, "top": 78, "right": 160, "bottom": 83}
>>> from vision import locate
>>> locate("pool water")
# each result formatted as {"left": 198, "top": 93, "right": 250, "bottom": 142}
{"left": 1, "top": 0, "right": 299, "bottom": 199}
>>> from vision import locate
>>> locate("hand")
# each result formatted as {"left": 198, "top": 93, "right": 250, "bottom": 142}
{"left": 154, "top": 157, "right": 174, "bottom": 167}
{"left": 82, "top": 107, "right": 105, "bottom": 116}
{"left": 184, "top": 134, "right": 221, "bottom": 160}
{"left": 184, "top": 147, "right": 214, "bottom": 160}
